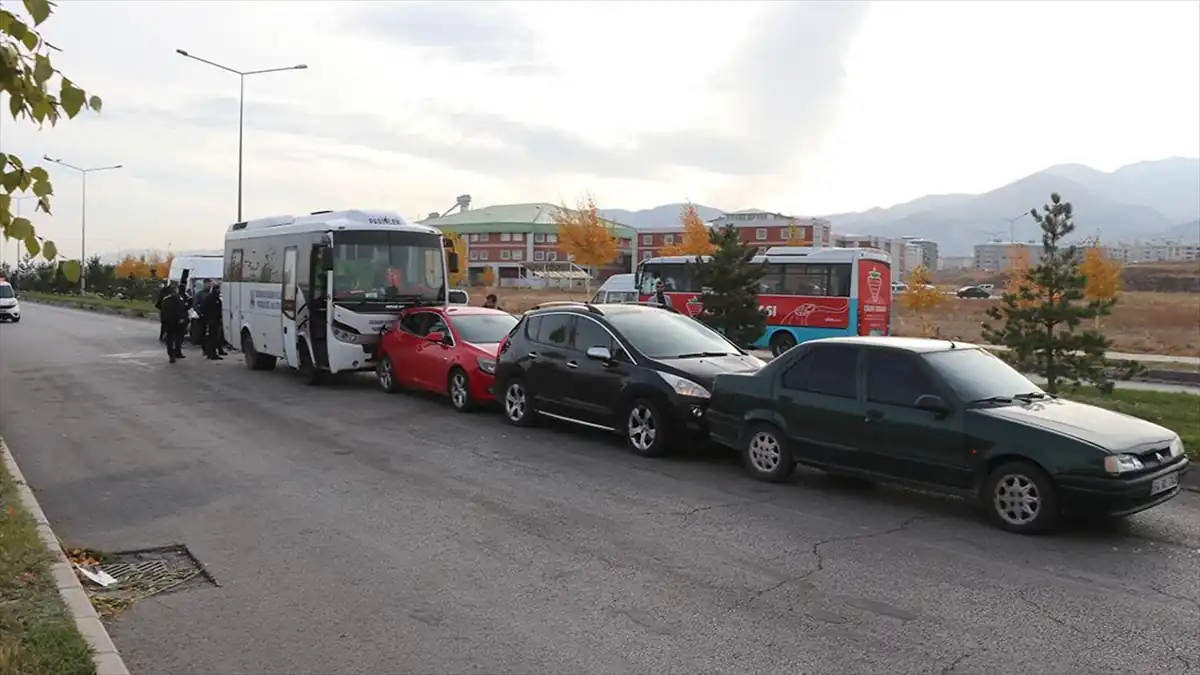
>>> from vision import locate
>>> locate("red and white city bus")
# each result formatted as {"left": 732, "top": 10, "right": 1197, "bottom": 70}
{"left": 635, "top": 246, "right": 892, "bottom": 355}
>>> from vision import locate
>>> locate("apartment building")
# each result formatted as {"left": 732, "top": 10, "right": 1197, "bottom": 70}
{"left": 833, "top": 233, "right": 923, "bottom": 277}
{"left": 973, "top": 239, "right": 1198, "bottom": 272}
{"left": 635, "top": 210, "right": 833, "bottom": 262}
{"left": 1104, "top": 241, "right": 1200, "bottom": 263}
{"left": 973, "top": 242, "right": 1043, "bottom": 272}
{"left": 903, "top": 237, "right": 940, "bottom": 271}
{"left": 420, "top": 203, "right": 635, "bottom": 284}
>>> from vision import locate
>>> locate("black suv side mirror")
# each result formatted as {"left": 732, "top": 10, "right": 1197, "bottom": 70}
{"left": 915, "top": 394, "right": 951, "bottom": 418}
{"left": 586, "top": 346, "right": 613, "bottom": 362}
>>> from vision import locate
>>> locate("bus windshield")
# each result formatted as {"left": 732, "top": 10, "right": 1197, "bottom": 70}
{"left": 332, "top": 231, "right": 446, "bottom": 305}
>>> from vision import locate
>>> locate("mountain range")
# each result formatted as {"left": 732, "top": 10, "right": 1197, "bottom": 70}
{"left": 600, "top": 157, "right": 1200, "bottom": 255}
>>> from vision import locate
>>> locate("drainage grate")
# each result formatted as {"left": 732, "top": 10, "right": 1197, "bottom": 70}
{"left": 80, "top": 544, "right": 218, "bottom": 617}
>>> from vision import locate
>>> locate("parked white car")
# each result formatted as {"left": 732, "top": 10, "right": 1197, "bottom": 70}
{"left": 0, "top": 279, "right": 21, "bottom": 323}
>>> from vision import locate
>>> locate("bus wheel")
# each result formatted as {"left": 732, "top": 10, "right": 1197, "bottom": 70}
{"left": 241, "top": 330, "right": 276, "bottom": 371}
{"left": 769, "top": 331, "right": 797, "bottom": 357}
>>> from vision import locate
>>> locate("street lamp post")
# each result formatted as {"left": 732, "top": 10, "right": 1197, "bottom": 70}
{"left": 175, "top": 49, "right": 307, "bottom": 222}
{"left": 1006, "top": 211, "right": 1031, "bottom": 244}
{"left": 43, "top": 157, "right": 123, "bottom": 293}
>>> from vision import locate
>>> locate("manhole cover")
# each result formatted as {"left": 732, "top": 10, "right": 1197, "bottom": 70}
{"left": 72, "top": 544, "right": 218, "bottom": 617}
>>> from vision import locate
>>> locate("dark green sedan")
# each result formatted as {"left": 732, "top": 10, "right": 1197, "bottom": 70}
{"left": 706, "top": 337, "right": 1190, "bottom": 534}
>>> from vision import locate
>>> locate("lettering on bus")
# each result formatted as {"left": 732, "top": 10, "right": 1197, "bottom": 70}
{"left": 250, "top": 289, "right": 283, "bottom": 311}
{"left": 367, "top": 216, "right": 403, "bottom": 225}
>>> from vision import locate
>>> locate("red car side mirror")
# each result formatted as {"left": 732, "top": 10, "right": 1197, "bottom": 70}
{"left": 425, "top": 331, "right": 446, "bottom": 343}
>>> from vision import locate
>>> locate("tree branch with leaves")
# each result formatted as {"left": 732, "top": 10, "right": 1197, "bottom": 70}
{"left": 1, "top": 0, "right": 103, "bottom": 283}
{"left": 898, "top": 264, "right": 945, "bottom": 337}
{"left": 661, "top": 202, "right": 715, "bottom": 256}
{"left": 554, "top": 194, "right": 620, "bottom": 270}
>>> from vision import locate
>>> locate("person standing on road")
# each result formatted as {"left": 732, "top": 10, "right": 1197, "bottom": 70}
{"left": 200, "top": 284, "right": 225, "bottom": 360}
{"left": 161, "top": 283, "right": 188, "bottom": 363}
{"left": 194, "top": 279, "right": 213, "bottom": 349}
{"left": 156, "top": 280, "right": 172, "bottom": 341}
{"left": 483, "top": 293, "right": 501, "bottom": 310}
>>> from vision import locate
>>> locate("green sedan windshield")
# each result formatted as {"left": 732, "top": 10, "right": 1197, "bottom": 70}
{"left": 923, "top": 348, "right": 1043, "bottom": 402}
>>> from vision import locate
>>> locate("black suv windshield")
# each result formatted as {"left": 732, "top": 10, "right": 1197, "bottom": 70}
{"left": 605, "top": 311, "right": 739, "bottom": 359}
{"left": 923, "top": 348, "right": 1043, "bottom": 402}
{"left": 452, "top": 313, "right": 518, "bottom": 344}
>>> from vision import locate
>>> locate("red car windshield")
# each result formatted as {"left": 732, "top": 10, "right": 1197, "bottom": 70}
{"left": 452, "top": 313, "right": 518, "bottom": 344}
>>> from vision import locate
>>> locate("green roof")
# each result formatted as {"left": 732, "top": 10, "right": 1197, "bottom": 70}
{"left": 420, "top": 202, "right": 634, "bottom": 237}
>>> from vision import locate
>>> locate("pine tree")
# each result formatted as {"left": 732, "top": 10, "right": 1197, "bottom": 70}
{"left": 692, "top": 225, "right": 766, "bottom": 347}
{"left": 981, "top": 193, "right": 1130, "bottom": 393}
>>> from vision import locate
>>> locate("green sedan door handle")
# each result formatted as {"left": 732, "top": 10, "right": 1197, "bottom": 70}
{"left": 865, "top": 409, "right": 884, "bottom": 422}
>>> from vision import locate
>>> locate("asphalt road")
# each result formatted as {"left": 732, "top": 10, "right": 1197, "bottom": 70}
{"left": 1, "top": 304, "right": 1198, "bottom": 675}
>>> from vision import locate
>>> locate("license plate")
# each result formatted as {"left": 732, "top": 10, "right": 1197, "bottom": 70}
{"left": 1150, "top": 472, "right": 1180, "bottom": 496}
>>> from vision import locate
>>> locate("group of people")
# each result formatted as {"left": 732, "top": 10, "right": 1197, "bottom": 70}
{"left": 157, "top": 279, "right": 227, "bottom": 364}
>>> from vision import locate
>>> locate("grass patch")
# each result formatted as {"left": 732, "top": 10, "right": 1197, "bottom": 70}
{"left": 1064, "top": 388, "right": 1200, "bottom": 460}
{"left": 0, "top": 460, "right": 95, "bottom": 675}
{"left": 19, "top": 291, "right": 156, "bottom": 314}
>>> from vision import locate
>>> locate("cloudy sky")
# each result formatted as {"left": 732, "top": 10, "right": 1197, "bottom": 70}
{"left": 1, "top": 0, "right": 1197, "bottom": 262}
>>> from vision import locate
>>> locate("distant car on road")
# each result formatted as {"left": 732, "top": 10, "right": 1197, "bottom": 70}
{"left": 375, "top": 305, "right": 517, "bottom": 412}
{"left": 0, "top": 278, "right": 20, "bottom": 323}
{"left": 957, "top": 285, "right": 991, "bottom": 299}
{"left": 704, "top": 336, "right": 1189, "bottom": 534}
{"left": 494, "top": 302, "right": 765, "bottom": 456}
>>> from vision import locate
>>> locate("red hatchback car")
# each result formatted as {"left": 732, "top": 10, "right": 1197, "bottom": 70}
{"left": 375, "top": 305, "right": 518, "bottom": 411}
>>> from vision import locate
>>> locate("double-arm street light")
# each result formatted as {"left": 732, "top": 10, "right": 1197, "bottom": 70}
{"left": 175, "top": 49, "right": 308, "bottom": 222}
{"left": 43, "top": 156, "right": 123, "bottom": 293}
{"left": 1005, "top": 211, "right": 1031, "bottom": 244}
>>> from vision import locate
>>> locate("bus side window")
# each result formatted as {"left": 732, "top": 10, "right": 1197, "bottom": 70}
{"left": 661, "top": 265, "right": 694, "bottom": 292}
{"left": 760, "top": 264, "right": 785, "bottom": 293}
{"left": 829, "top": 264, "right": 852, "bottom": 297}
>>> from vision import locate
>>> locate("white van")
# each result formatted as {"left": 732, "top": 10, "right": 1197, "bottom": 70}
{"left": 590, "top": 273, "right": 638, "bottom": 304}
{"left": 0, "top": 278, "right": 20, "bottom": 323}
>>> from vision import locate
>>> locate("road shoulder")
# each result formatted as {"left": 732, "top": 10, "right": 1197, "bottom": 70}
{"left": 1, "top": 437, "right": 130, "bottom": 675}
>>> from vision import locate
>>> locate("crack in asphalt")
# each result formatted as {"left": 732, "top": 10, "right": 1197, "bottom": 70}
{"left": 1016, "top": 592, "right": 1087, "bottom": 637}
{"left": 468, "top": 447, "right": 552, "bottom": 478}
{"left": 940, "top": 651, "right": 972, "bottom": 674}
{"left": 1150, "top": 583, "right": 1200, "bottom": 613}
{"left": 731, "top": 514, "right": 932, "bottom": 610}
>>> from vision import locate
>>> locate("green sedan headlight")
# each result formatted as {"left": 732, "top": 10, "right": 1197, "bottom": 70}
{"left": 1103, "top": 454, "right": 1144, "bottom": 475}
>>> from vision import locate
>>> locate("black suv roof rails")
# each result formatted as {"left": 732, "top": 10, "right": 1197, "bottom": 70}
{"left": 530, "top": 300, "right": 604, "bottom": 315}
{"left": 614, "top": 300, "right": 682, "bottom": 314}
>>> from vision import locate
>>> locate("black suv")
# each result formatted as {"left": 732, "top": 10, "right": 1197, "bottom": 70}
{"left": 493, "top": 302, "right": 766, "bottom": 457}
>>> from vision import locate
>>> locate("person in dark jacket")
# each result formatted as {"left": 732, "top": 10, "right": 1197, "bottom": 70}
{"left": 160, "top": 283, "right": 188, "bottom": 363}
{"left": 200, "top": 284, "right": 224, "bottom": 360}
{"left": 156, "top": 281, "right": 173, "bottom": 341}
{"left": 193, "top": 279, "right": 213, "bottom": 347}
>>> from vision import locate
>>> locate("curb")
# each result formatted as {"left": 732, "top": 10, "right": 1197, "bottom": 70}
{"left": 1183, "top": 469, "right": 1200, "bottom": 494}
{"left": 22, "top": 297, "right": 156, "bottom": 321}
{"left": 1, "top": 437, "right": 131, "bottom": 675}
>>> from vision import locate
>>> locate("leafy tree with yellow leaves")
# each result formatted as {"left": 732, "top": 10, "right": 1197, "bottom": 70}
{"left": 1078, "top": 244, "right": 1122, "bottom": 328}
{"left": 898, "top": 264, "right": 945, "bottom": 337}
{"left": 661, "top": 202, "right": 715, "bottom": 256}
{"left": 1, "top": 0, "right": 104, "bottom": 283}
{"left": 555, "top": 194, "right": 619, "bottom": 270}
